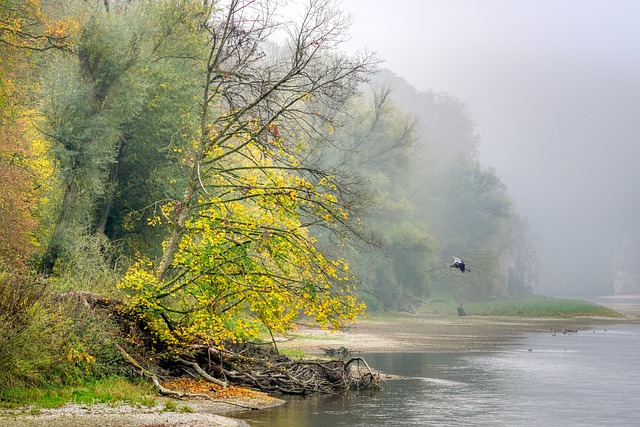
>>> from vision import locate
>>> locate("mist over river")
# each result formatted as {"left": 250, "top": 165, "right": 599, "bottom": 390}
{"left": 238, "top": 323, "right": 640, "bottom": 426}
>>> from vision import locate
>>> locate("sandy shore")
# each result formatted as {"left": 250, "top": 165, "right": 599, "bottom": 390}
{"left": 278, "top": 303, "right": 640, "bottom": 354}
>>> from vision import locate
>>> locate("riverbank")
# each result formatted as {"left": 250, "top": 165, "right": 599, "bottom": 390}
{"left": 3, "top": 302, "right": 637, "bottom": 427}
{"left": 0, "top": 393, "right": 283, "bottom": 427}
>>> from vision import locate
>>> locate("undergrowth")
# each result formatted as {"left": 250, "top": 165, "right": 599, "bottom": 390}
{"left": 0, "top": 266, "right": 129, "bottom": 390}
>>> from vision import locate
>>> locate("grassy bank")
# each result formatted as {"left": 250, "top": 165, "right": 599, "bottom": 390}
{"left": 0, "top": 377, "right": 155, "bottom": 411}
{"left": 455, "top": 296, "right": 622, "bottom": 318}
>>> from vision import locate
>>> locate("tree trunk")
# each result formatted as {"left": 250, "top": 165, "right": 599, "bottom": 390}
{"left": 155, "top": 56, "right": 211, "bottom": 281}
{"left": 95, "top": 137, "right": 125, "bottom": 235}
{"left": 39, "top": 181, "right": 79, "bottom": 274}
{"left": 155, "top": 183, "right": 196, "bottom": 281}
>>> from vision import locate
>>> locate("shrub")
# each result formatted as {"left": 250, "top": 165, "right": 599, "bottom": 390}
{"left": 0, "top": 269, "right": 68, "bottom": 388}
{"left": 0, "top": 268, "right": 128, "bottom": 389}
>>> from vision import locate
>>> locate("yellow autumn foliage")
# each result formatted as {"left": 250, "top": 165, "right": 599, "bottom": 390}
{"left": 120, "top": 133, "right": 365, "bottom": 349}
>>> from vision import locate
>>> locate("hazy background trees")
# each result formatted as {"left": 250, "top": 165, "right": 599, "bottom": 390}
{"left": 331, "top": 70, "right": 539, "bottom": 310}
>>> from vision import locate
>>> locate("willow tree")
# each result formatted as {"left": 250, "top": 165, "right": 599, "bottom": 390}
{"left": 37, "top": 0, "right": 204, "bottom": 273}
{"left": 119, "top": 0, "right": 376, "bottom": 347}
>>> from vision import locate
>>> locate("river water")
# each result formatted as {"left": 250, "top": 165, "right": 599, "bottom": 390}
{"left": 237, "top": 322, "right": 640, "bottom": 426}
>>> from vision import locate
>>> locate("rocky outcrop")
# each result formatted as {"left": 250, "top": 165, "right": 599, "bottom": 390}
{"left": 497, "top": 244, "right": 539, "bottom": 296}
{"left": 612, "top": 236, "right": 640, "bottom": 295}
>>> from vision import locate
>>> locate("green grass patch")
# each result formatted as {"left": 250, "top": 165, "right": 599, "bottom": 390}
{"left": 278, "top": 347, "right": 308, "bottom": 359}
{"left": 0, "top": 376, "right": 156, "bottom": 410}
{"left": 463, "top": 296, "right": 623, "bottom": 318}
{"left": 179, "top": 404, "right": 193, "bottom": 413}
{"left": 163, "top": 399, "right": 177, "bottom": 411}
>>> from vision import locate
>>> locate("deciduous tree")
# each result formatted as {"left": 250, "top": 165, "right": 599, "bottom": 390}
{"left": 38, "top": 0, "right": 204, "bottom": 272}
{"left": 119, "top": 0, "right": 376, "bottom": 347}
{"left": 0, "top": 0, "right": 64, "bottom": 269}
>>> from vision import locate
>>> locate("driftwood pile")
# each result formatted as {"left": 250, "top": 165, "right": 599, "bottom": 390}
{"left": 177, "top": 344, "right": 381, "bottom": 395}
{"left": 64, "top": 291, "right": 381, "bottom": 396}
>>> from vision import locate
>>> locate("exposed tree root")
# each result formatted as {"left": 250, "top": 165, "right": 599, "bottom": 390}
{"left": 189, "top": 344, "right": 382, "bottom": 395}
{"left": 115, "top": 344, "right": 209, "bottom": 400}
{"left": 345, "top": 357, "right": 384, "bottom": 390}
{"left": 68, "top": 292, "right": 380, "bottom": 396}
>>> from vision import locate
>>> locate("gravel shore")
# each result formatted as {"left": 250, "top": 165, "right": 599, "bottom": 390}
{"left": 0, "top": 407, "right": 248, "bottom": 427}
{"left": 0, "top": 393, "right": 283, "bottom": 427}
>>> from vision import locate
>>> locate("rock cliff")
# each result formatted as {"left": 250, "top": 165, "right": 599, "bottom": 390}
{"left": 612, "top": 236, "right": 640, "bottom": 294}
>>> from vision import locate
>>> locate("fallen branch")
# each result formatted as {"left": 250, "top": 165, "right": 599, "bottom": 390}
{"left": 116, "top": 344, "right": 209, "bottom": 399}
{"left": 177, "top": 357, "right": 228, "bottom": 389}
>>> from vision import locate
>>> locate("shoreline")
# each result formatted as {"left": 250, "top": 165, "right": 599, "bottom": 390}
{"left": 280, "top": 316, "right": 639, "bottom": 354}
{"left": 0, "top": 394, "right": 283, "bottom": 427}
{"left": 3, "top": 305, "right": 637, "bottom": 427}
{"left": 277, "top": 303, "right": 640, "bottom": 354}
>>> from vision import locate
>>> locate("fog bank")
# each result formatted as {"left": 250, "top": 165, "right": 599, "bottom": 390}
{"left": 341, "top": 0, "right": 640, "bottom": 296}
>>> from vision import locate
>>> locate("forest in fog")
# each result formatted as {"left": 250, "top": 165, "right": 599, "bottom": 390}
{"left": 0, "top": 0, "right": 539, "bottom": 387}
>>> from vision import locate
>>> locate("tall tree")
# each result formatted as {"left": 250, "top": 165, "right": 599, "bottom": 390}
{"left": 119, "top": 0, "right": 376, "bottom": 346}
{"left": 152, "top": 0, "right": 376, "bottom": 280}
{"left": 38, "top": 0, "right": 204, "bottom": 272}
{"left": 91, "top": 1, "right": 205, "bottom": 256}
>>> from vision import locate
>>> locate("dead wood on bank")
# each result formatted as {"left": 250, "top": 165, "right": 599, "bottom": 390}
{"left": 115, "top": 344, "right": 209, "bottom": 400}
{"left": 182, "top": 343, "right": 382, "bottom": 395}
{"left": 62, "top": 291, "right": 381, "bottom": 396}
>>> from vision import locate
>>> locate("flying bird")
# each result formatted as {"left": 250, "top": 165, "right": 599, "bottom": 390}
{"left": 449, "top": 257, "right": 470, "bottom": 273}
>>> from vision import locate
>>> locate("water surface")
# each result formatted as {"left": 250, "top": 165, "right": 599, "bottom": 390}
{"left": 237, "top": 323, "right": 640, "bottom": 426}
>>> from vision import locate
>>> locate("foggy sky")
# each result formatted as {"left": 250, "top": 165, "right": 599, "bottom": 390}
{"left": 339, "top": 0, "right": 640, "bottom": 296}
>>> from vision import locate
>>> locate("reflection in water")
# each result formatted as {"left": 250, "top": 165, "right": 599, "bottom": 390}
{"left": 237, "top": 324, "right": 640, "bottom": 426}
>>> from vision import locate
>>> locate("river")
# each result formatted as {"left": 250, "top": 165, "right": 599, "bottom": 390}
{"left": 237, "top": 322, "right": 640, "bottom": 426}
